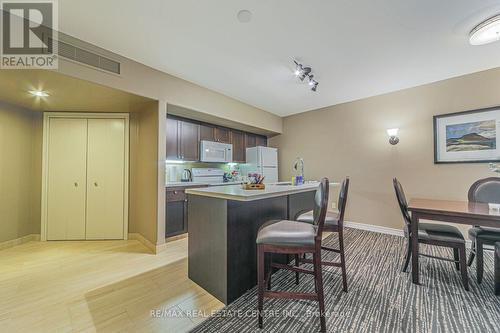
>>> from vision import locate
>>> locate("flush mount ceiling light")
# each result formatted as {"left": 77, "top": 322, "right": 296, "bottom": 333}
{"left": 470, "top": 14, "right": 500, "bottom": 45}
{"left": 237, "top": 9, "right": 252, "bottom": 23}
{"left": 29, "top": 90, "right": 49, "bottom": 97}
{"left": 293, "top": 60, "right": 318, "bottom": 92}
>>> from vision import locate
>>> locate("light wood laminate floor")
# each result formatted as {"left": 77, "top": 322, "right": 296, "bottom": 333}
{"left": 0, "top": 238, "right": 223, "bottom": 332}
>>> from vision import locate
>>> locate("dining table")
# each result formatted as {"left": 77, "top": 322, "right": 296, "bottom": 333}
{"left": 407, "top": 198, "right": 500, "bottom": 285}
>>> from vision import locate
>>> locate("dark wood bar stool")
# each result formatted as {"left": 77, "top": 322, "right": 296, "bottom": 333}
{"left": 495, "top": 242, "right": 500, "bottom": 296}
{"left": 256, "top": 178, "right": 330, "bottom": 332}
{"left": 393, "top": 178, "right": 469, "bottom": 291}
{"left": 466, "top": 177, "right": 500, "bottom": 284}
{"left": 295, "top": 177, "right": 350, "bottom": 292}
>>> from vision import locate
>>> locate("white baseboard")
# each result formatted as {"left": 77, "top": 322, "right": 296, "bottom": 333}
{"left": 343, "top": 221, "right": 486, "bottom": 249}
{"left": 344, "top": 221, "right": 404, "bottom": 237}
{"left": 0, "top": 234, "right": 40, "bottom": 251}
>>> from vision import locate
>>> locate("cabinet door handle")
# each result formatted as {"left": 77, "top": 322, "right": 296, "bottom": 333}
{"left": 94, "top": 182, "right": 98, "bottom": 187}
{"left": 74, "top": 182, "right": 78, "bottom": 187}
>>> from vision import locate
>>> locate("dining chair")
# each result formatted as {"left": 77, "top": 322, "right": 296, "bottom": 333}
{"left": 393, "top": 178, "right": 469, "bottom": 290}
{"left": 495, "top": 242, "right": 500, "bottom": 296}
{"left": 466, "top": 177, "right": 500, "bottom": 284}
{"left": 256, "top": 178, "right": 329, "bottom": 332}
{"left": 295, "top": 177, "right": 350, "bottom": 292}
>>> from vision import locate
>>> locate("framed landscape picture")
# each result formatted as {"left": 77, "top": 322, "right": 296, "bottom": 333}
{"left": 434, "top": 107, "right": 500, "bottom": 163}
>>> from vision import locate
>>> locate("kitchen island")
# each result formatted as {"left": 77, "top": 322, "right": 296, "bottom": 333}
{"left": 186, "top": 182, "right": 323, "bottom": 304}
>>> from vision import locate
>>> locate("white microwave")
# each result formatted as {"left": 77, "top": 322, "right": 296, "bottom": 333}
{"left": 200, "top": 140, "right": 233, "bottom": 163}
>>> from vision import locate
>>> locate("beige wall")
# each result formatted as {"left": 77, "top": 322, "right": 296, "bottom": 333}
{"left": 270, "top": 68, "right": 500, "bottom": 231}
{"left": 129, "top": 102, "right": 160, "bottom": 244}
{"left": 0, "top": 102, "right": 41, "bottom": 242}
{"left": 56, "top": 33, "right": 282, "bottom": 135}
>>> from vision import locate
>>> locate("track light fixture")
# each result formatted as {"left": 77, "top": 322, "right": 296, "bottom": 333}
{"left": 293, "top": 60, "right": 318, "bottom": 92}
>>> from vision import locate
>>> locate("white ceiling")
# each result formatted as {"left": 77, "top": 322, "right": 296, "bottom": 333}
{"left": 59, "top": 0, "right": 500, "bottom": 116}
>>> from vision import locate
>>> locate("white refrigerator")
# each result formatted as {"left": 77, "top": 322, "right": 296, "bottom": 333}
{"left": 246, "top": 146, "right": 278, "bottom": 183}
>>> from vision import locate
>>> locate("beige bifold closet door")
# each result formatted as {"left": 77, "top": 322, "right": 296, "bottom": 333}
{"left": 85, "top": 118, "right": 125, "bottom": 239}
{"left": 47, "top": 118, "right": 88, "bottom": 240}
{"left": 45, "top": 115, "right": 127, "bottom": 241}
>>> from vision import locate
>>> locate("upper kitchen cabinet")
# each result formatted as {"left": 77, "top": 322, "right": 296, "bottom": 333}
{"left": 167, "top": 115, "right": 267, "bottom": 162}
{"left": 199, "top": 124, "right": 215, "bottom": 142}
{"left": 179, "top": 120, "right": 200, "bottom": 161}
{"left": 166, "top": 117, "right": 180, "bottom": 160}
{"left": 214, "top": 127, "right": 231, "bottom": 143}
{"left": 256, "top": 135, "right": 267, "bottom": 147}
{"left": 200, "top": 124, "right": 230, "bottom": 143}
{"left": 166, "top": 117, "right": 199, "bottom": 161}
{"left": 230, "top": 130, "right": 245, "bottom": 162}
{"left": 245, "top": 133, "right": 256, "bottom": 148}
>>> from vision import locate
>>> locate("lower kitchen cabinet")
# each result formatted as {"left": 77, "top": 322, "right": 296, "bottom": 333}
{"left": 166, "top": 201, "right": 187, "bottom": 237}
{"left": 166, "top": 188, "right": 188, "bottom": 237}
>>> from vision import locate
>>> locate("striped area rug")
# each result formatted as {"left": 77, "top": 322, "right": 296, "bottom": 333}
{"left": 190, "top": 228, "right": 500, "bottom": 333}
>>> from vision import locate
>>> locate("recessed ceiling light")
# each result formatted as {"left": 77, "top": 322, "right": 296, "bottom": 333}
{"left": 237, "top": 10, "right": 252, "bottom": 23}
{"left": 29, "top": 90, "right": 49, "bottom": 97}
{"left": 470, "top": 14, "right": 500, "bottom": 45}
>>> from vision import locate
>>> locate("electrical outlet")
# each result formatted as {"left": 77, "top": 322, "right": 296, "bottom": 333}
{"left": 331, "top": 202, "right": 337, "bottom": 210}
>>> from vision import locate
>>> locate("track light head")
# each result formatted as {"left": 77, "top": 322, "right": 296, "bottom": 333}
{"left": 294, "top": 63, "right": 303, "bottom": 76}
{"left": 311, "top": 80, "right": 318, "bottom": 92}
{"left": 308, "top": 75, "right": 315, "bottom": 86}
{"left": 299, "top": 67, "right": 311, "bottom": 81}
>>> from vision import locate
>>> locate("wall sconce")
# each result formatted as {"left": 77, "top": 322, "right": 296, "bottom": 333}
{"left": 387, "top": 128, "right": 399, "bottom": 145}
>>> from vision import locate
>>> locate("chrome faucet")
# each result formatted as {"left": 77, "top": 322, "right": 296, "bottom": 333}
{"left": 293, "top": 157, "right": 305, "bottom": 180}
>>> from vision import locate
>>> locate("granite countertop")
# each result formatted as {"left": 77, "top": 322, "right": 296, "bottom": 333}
{"left": 185, "top": 181, "right": 339, "bottom": 202}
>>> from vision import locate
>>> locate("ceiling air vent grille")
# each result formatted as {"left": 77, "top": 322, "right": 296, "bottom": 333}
{"left": 57, "top": 40, "right": 121, "bottom": 75}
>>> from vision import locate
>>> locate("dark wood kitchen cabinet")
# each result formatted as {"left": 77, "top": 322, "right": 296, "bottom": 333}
{"left": 231, "top": 130, "right": 246, "bottom": 162}
{"left": 166, "top": 118, "right": 180, "bottom": 160}
{"left": 200, "top": 124, "right": 230, "bottom": 144}
{"left": 214, "top": 127, "right": 231, "bottom": 143}
{"left": 256, "top": 135, "right": 267, "bottom": 147}
{"left": 245, "top": 133, "right": 256, "bottom": 148}
{"left": 167, "top": 115, "right": 267, "bottom": 162}
{"left": 179, "top": 121, "right": 199, "bottom": 161}
{"left": 199, "top": 124, "right": 215, "bottom": 141}
{"left": 166, "top": 118, "right": 199, "bottom": 161}
{"left": 245, "top": 133, "right": 267, "bottom": 150}
{"left": 166, "top": 184, "right": 208, "bottom": 238}
{"left": 166, "top": 188, "right": 187, "bottom": 237}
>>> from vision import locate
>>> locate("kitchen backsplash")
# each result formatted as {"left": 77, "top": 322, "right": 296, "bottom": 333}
{"left": 166, "top": 162, "right": 247, "bottom": 183}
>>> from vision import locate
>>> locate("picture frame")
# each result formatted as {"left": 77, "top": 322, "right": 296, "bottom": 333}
{"left": 433, "top": 106, "right": 500, "bottom": 164}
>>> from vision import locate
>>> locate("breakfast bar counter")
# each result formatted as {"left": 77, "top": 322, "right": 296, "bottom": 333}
{"left": 185, "top": 182, "right": 321, "bottom": 201}
{"left": 186, "top": 183, "right": 324, "bottom": 304}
